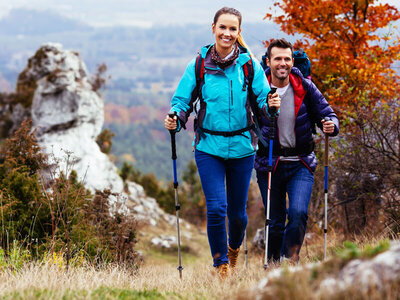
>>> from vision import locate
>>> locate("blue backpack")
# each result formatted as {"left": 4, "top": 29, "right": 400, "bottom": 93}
{"left": 293, "top": 49, "right": 311, "bottom": 79}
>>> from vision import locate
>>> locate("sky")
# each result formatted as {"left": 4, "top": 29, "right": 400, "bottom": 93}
{"left": 0, "top": 0, "right": 398, "bottom": 28}
{"left": 0, "top": 0, "right": 277, "bottom": 27}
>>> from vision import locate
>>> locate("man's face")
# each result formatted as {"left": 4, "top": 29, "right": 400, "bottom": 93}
{"left": 267, "top": 47, "right": 294, "bottom": 81}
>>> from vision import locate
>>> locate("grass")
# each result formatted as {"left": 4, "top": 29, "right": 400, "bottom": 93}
{"left": 0, "top": 255, "right": 272, "bottom": 299}
{"left": 0, "top": 220, "right": 397, "bottom": 299}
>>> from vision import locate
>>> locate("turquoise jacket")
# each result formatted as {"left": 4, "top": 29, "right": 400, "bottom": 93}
{"left": 170, "top": 44, "right": 271, "bottom": 159}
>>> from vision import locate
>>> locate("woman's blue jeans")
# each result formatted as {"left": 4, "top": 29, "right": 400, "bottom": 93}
{"left": 195, "top": 150, "right": 254, "bottom": 267}
{"left": 256, "top": 160, "right": 314, "bottom": 261}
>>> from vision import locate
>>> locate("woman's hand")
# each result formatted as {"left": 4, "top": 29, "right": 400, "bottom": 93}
{"left": 268, "top": 92, "right": 281, "bottom": 110}
{"left": 165, "top": 114, "right": 178, "bottom": 130}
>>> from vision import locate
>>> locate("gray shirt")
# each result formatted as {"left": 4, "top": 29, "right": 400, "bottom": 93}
{"left": 273, "top": 83, "right": 299, "bottom": 161}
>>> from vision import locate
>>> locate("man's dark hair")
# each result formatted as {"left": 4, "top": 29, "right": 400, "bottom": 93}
{"left": 266, "top": 38, "right": 293, "bottom": 60}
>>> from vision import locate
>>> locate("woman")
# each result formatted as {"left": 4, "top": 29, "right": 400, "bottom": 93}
{"left": 164, "top": 7, "right": 280, "bottom": 276}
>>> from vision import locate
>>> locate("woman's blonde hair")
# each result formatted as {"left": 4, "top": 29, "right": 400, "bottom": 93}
{"left": 237, "top": 34, "right": 253, "bottom": 57}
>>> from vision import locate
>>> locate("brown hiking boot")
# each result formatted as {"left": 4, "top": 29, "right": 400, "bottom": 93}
{"left": 228, "top": 245, "right": 240, "bottom": 270}
{"left": 215, "top": 263, "right": 229, "bottom": 278}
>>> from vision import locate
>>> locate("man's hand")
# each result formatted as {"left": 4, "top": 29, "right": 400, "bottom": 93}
{"left": 321, "top": 119, "right": 334, "bottom": 134}
{"left": 268, "top": 92, "right": 281, "bottom": 110}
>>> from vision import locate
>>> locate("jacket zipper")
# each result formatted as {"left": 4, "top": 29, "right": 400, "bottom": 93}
{"left": 230, "top": 80, "right": 233, "bottom": 105}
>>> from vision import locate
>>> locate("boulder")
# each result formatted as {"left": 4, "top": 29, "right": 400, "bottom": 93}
{"left": 22, "top": 42, "right": 123, "bottom": 193}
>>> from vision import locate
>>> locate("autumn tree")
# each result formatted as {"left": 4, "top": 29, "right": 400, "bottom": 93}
{"left": 265, "top": 0, "right": 400, "bottom": 236}
{"left": 266, "top": 0, "right": 400, "bottom": 111}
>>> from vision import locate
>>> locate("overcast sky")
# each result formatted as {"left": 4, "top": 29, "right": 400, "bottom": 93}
{"left": 0, "top": 0, "right": 275, "bottom": 27}
{"left": 0, "top": 0, "right": 398, "bottom": 28}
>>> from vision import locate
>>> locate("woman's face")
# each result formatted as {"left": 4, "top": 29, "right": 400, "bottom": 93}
{"left": 212, "top": 13, "right": 241, "bottom": 54}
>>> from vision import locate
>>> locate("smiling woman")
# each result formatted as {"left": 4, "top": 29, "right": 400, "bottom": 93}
{"left": 212, "top": 11, "right": 241, "bottom": 57}
{"left": 163, "top": 7, "right": 279, "bottom": 278}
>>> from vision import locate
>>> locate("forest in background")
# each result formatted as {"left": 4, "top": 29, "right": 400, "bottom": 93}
{"left": 0, "top": 8, "right": 287, "bottom": 180}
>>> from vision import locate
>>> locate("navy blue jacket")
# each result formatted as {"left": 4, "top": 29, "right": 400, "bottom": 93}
{"left": 254, "top": 67, "right": 339, "bottom": 174}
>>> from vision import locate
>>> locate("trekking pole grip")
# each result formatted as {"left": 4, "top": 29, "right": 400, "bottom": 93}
{"left": 268, "top": 87, "right": 277, "bottom": 116}
{"left": 324, "top": 117, "right": 331, "bottom": 167}
{"left": 168, "top": 112, "right": 177, "bottom": 160}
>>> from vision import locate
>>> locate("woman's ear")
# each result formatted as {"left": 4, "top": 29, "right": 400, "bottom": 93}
{"left": 212, "top": 23, "right": 215, "bottom": 34}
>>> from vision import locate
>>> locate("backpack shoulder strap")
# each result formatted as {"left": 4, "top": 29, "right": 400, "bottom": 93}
{"left": 243, "top": 58, "right": 268, "bottom": 147}
{"left": 194, "top": 54, "right": 204, "bottom": 87}
{"left": 242, "top": 58, "right": 254, "bottom": 88}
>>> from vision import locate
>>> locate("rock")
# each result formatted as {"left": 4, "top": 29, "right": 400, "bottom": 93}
{"left": 319, "top": 241, "right": 400, "bottom": 294}
{"left": 21, "top": 42, "right": 123, "bottom": 193}
{"left": 252, "top": 241, "right": 400, "bottom": 299}
{"left": 150, "top": 235, "right": 177, "bottom": 249}
{"left": 17, "top": 43, "right": 188, "bottom": 236}
{"left": 252, "top": 227, "right": 265, "bottom": 251}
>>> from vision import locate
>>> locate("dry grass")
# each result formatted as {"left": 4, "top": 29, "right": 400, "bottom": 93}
{"left": 0, "top": 222, "right": 397, "bottom": 299}
{"left": 0, "top": 253, "right": 279, "bottom": 299}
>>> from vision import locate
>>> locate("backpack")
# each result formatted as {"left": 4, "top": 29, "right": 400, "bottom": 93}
{"left": 293, "top": 49, "right": 311, "bottom": 79}
{"left": 189, "top": 51, "right": 268, "bottom": 147}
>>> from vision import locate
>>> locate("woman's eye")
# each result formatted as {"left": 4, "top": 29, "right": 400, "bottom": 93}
{"left": 230, "top": 27, "right": 237, "bottom": 31}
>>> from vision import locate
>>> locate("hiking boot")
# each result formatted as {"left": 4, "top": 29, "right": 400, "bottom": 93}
{"left": 228, "top": 245, "right": 240, "bottom": 270}
{"left": 215, "top": 263, "right": 229, "bottom": 278}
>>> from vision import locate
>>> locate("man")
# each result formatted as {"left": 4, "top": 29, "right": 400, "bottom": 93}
{"left": 255, "top": 38, "right": 339, "bottom": 262}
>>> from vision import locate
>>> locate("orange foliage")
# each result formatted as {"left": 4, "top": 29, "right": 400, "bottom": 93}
{"left": 265, "top": 0, "right": 400, "bottom": 112}
{"left": 104, "top": 103, "right": 130, "bottom": 124}
{"left": 104, "top": 104, "right": 157, "bottom": 124}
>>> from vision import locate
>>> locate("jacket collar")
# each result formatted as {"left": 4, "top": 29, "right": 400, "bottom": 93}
{"left": 265, "top": 67, "right": 306, "bottom": 96}
{"left": 201, "top": 43, "right": 251, "bottom": 70}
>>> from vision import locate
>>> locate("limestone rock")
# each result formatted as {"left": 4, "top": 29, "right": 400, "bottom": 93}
{"left": 23, "top": 42, "right": 122, "bottom": 193}
{"left": 252, "top": 241, "right": 400, "bottom": 299}
{"left": 319, "top": 241, "right": 400, "bottom": 295}
{"left": 150, "top": 235, "right": 177, "bottom": 249}
{"left": 18, "top": 43, "right": 188, "bottom": 242}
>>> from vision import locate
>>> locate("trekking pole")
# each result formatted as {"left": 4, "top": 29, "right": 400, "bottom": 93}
{"left": 264, "top": 88, "right": 277, "bottom": 270}
{"left": 244, "top": 228, "right": 248, "bottom": 268}
{"left": 168, "top": 112, "right": 183, "bottom": 279}
{"left": 323, "top": 117, "right": 331, "bottom": 261}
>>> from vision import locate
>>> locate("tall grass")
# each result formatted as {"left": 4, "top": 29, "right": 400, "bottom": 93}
{"left": 0, "top": 233, "right": 397, "bottom": 299}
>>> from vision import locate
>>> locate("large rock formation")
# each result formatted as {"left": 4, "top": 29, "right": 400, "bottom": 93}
{"left": 18, "top": 43, "right": 123, "bottom": 193}
{"left": 15, "top": 43, "right": 187, "bottom": 233}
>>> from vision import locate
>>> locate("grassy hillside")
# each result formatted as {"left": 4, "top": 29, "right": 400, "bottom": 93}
{"left": 0, "top": 231, "right": 397, "bottom": 299}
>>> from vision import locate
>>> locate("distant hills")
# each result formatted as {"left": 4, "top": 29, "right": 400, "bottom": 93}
{"left": 0, "top": 8, "right": 284, "bottom": 179}
{"left": 0, "top": 8, "right": 92, "bottom": 35}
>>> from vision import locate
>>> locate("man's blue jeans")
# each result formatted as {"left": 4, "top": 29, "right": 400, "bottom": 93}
{"left": 256, "top": 160, "right": 314, "bottom": 261}
{"left": 195, "top": 150, "right": 254, "bottom": 267}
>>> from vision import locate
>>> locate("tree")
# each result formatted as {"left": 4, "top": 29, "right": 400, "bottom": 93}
{"left": 265, "top": 0, "right": 400, "bottom": 236}
{"left": 265, "top": 0, "right": 400, "bottom": 111}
